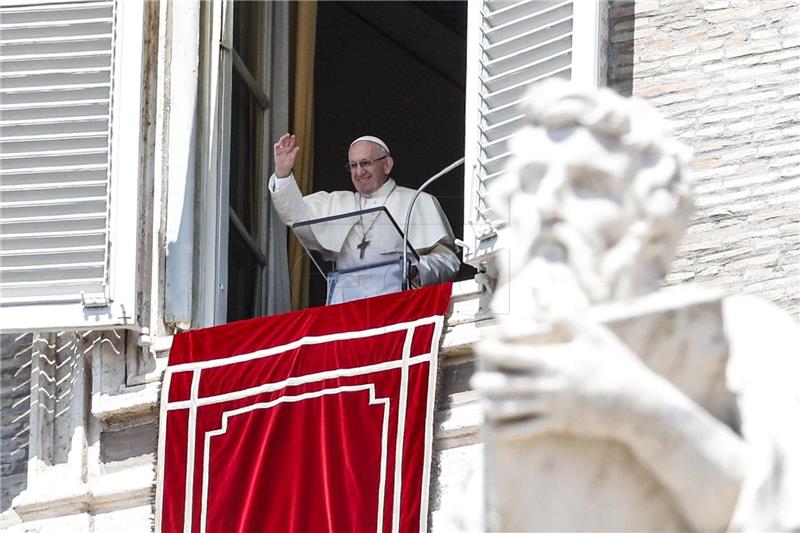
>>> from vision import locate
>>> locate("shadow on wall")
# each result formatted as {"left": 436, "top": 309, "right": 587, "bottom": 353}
{"left": 0, "top": 333, "right": 32, "bottom": 512}
{"left": 608, "top": 2, "right": 635, "bottom": 97}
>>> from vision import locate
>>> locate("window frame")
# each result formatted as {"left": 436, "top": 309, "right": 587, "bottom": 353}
{"left": 194, "top": 0, "right": 290, "bottom": 328}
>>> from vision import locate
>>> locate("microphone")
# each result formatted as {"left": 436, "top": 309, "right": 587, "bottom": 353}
{"left": 402, "top": 157, "right": 466, "bottom": 289}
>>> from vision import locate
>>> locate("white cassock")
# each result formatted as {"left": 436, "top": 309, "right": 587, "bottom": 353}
{"left": 269, "top": 174, "right": 459, "bottom": 303}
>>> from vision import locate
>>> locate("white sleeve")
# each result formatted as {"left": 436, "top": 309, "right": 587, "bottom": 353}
{"left": 268, "top": 172, "right": 307, "bottom": 227}
{"left": 416, "top": 241, "right": 460, "bottom": 286}
{"left": 269, "top": 172, "right": 295, "bottom": 193}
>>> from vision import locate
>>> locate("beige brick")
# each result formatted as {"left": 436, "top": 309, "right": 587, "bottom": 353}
{"left": 696, "top": 188, "right": 757, "bottom": 207}
{"left": 708, "top": 26, "right": 735, "bottom": 38}
{"left": 700, "top": 40, "right": 725, "bottom": 51}
{"left": 720, "top": 147, "right": 759, "bottom": 162}
{"left": 780, "top": 59, "right": 800, "bottom": 72}
{"left": 699, "top": 108, "right": 754, "bottom": 124}
{"left": 695, "top": 125, "right": 725, "bottom": 137}
{"left": 693, "top": 138, "right": 739, "bottom": 153}
{"left": 685, "top": 31, "right": 708, "bottom": 43}
{"left": 704, "top": 6, "right": 760, "bottom": 22}
{"left": 703, "top": 0, "right": 731, "bottom": 10}
{"left": 726, "top": 41, "right": 783, "bottom": 58}
{"left": 689, "top": 165, "right": 738, "bottom": 181}
{"left": 691, "top": 158, "right": 721, "bottom": 169}
{"left": 760, "top": 0, "right": 795, "bottom": 11}
{"left": 649, "top": 90, "right": 698, "bottom": 106}
{"left": 671, "top": 257, "right": 693, "bottom": 269}
{"left": 723, "top": 63, "right": 781, "bottom": 80}
{"left": 666, "top": 271, "right": 696, "bottom": 283}
{"left": 689, "top": 49, "right": 726, "bottom": 65}
{"left": 760, "top": 49, "right": 798, "bottom": 63}
{"left": 783, "top": 38, "right": 800, "bottom": 48}
{"left": 670, "top": 18, "right": 703, "bottom": 30}
{"left": 761, "top": 176, "right": 800, "bottom": 194}
{"left": 724, "top": 81, "right": 758, "bottom": 94}
{"left": 766, "top": 191, "right": 800, "bottom": 206}
{"left": 751, "top": 29, "right": 782, "bottom": 40}
{"left": 685, "top": 223, "right": 721, "bottom": 237}
{"left": 725, "top": 35, "right": 747, "bottom": 46}
{"left": 728, "top": 90, "right": 780, "bottom": 106}
{"left": 698, "top": 247, "right": 753, "bottom": 263}
{"left": 758, "top": 142, "right": 800, "bottom": 157}
{"left": 665, "top": 56, "right": 694, "bottom": 70}
{"left": 779, "top": 26, "right": 800, "bottom": 37}
{"left": 648, "top": 38, "right": 675, "bottom": 49}
{"left": 635, "top": 1, "right": 660, "bottom": 15}
{"left": 727, "top": 252, "right": 781, "bottom": 269}
{"left": 728, "top": 121, "right": 757, "bottom": 135}
{"left": 722, "top": 173, "right": 779, "bottom": 189}
{"left": 636, "top": 79, "right": 705, "bottom": 97}
{"left": 749, "top": 207, "right": 800, "bottom": 222}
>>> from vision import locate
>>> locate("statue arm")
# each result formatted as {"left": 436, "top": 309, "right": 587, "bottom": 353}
{"left": 615, "top": 370, "right": 746, "bottom": 531}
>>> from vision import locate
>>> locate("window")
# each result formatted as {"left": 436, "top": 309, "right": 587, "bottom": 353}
{"left": 0, "top": 0, "right": 144, "bottom": 331}
{"left": 193, "top": 0, "right": 290, "bottom": 327}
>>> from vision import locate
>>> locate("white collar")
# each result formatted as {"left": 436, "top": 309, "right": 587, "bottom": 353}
{"left": 359, "top": 177, "right": 396, "bottom": 201}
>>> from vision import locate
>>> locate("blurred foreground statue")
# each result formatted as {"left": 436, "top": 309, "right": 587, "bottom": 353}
{"left": 458, "top": 80, "right": 800, "bottom": 531}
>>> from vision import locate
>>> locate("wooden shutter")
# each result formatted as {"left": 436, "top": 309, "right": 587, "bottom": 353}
{"left": 463, "top": 0, "right": 574, "bottom": 265}
{"left": 1, "top": 0, "right": 143, "bottom": 332}
{"left": 0, "top": 0, "right": 116, "bottom": 305}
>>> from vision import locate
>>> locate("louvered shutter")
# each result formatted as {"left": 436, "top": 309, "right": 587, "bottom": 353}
{"left": 463, "top": 0, "right": 605, "bottom": 266}
{"left": 0, "top": 0, "right": 143, "bottom": 330}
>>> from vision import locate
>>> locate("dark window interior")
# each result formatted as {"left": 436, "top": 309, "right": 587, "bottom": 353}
{"left": 309, "top": 1, "right": 472, "bottom": 307}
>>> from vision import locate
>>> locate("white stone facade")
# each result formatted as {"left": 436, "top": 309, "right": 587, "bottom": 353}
{"left": 1, "top": 1, "right": 798, "bottom": 531}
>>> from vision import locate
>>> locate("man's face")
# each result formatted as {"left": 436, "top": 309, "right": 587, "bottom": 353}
{"left": 348, "top": 141, "right": 393, "bottom": 196}
{"left": 503, "top": 125, "right": 640, "bottom": 304}
{"left": 511, "top": 125, "right": 638, "bottom": 257}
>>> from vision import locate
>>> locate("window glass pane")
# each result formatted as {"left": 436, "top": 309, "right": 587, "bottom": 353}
{"left": 227, "top": 224, "right": 258, "bottom": 322}
{"left": 228, "top": 68, "right": 261, "bottom": 235}
{"left": 233, "top": 1, "right": 263, "bottom": 79}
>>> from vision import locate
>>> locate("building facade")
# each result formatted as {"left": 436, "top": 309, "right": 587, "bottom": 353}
{"left": 1, "top": 0, "right": 797, "bottom": 531}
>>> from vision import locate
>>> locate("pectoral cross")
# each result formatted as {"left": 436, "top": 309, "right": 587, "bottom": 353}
{"left": 357, "top": 235, "right": 370, "bottom": 259}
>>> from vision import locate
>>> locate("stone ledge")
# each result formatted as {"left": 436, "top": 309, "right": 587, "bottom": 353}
{"left": 435, "top": 398, "right": 482, "bottom": 449}
{"left": 11, "top": 465, "right": 154, "bottom": 522}
{"left": 92, "top": 381, "right": 160, "bottom": 425}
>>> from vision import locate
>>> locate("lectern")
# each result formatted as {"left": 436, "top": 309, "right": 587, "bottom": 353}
{"left": 292, "top": 206, "right": 420, "bottom": 305}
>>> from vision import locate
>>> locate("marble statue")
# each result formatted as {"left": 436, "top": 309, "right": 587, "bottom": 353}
{"left": 463, "top": 80, "right": 800, "bottom": 531}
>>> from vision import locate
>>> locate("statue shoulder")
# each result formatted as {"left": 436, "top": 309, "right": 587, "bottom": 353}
{"left": 723, "top": 293, "right": 800, "bottom": 392}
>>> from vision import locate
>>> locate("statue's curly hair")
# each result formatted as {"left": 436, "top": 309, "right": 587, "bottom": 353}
{"left": 489, "top": 78, "right": 695, "bottom": 301}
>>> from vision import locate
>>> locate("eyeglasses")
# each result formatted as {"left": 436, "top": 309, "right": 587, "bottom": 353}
{"left": 345, "top": 155, "right": 388, "bottom": 172}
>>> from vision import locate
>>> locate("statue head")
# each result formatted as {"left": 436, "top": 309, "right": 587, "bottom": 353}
{"left": 489, "top": 79, "right": 693, "bottom": 320}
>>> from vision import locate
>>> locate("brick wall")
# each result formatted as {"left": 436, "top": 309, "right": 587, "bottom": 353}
{"left": 609, "top": 0, "right": 800, "bottom": 317}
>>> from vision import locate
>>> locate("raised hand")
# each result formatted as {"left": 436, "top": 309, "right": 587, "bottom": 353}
{"left": 274, "top": 133, "right": 300, "bottom": 178}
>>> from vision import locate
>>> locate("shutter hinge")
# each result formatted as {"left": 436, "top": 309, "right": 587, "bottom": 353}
{"left": 81, "top": 291, "right": 110, "bottom": 308}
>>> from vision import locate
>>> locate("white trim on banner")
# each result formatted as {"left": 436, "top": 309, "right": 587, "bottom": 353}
{"left": 199, "top": 385, "right": 392, "bottom": 533}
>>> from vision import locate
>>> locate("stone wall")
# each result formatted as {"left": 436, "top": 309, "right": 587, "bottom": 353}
{"left": 608, "top": 0, "right": 800, "bottom": 317}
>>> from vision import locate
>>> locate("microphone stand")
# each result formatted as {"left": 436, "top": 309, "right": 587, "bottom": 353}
{"left": 402, "top": 157, "right": 465, "bottom": 289}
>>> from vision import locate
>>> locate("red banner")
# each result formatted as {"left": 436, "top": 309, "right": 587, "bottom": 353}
{"left": 156, "top": 284, "right": 452, "bottom": 532}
